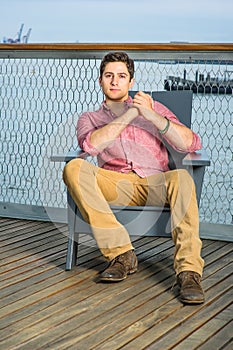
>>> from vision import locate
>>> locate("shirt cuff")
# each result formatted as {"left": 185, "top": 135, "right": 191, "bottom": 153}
{"left": 82, "top": 131, "right": 100, "bottom": 156}
{"left": 186, "top": 132, "right": 202, "bottom": 153}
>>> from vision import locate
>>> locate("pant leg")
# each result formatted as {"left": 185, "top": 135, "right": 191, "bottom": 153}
{"left": 136, "top": 169, "right": 204, "bottom": 276}
{"left": 148, "top": 169, "right": 204, "bottom": 276}
{"left": 63, "top": 158, "right": 141, "bottom": 260}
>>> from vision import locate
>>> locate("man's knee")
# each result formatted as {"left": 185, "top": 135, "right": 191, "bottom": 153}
{"left": 63, "top": 158, "right": 84, "bottom": 185}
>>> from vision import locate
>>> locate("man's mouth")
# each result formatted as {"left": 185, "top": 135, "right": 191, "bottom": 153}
{"left": 110, "top": 88, "right": 120, "bottom": 92}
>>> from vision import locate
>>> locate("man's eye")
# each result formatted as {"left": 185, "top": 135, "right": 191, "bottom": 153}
{"left": 120, "top": 75, "right": 126, "bottom": 79}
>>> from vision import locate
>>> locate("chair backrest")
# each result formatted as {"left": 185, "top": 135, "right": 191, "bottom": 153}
{"left": 152, "top": 90, "right": 192, "bottom": 127}
{"left": 129, "top": 90, "right": 193, "bottom": 127}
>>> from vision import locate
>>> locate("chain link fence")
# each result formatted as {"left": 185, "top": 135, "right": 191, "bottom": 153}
{"left": 0, "top": 49, "right": 232, "bottom": 230}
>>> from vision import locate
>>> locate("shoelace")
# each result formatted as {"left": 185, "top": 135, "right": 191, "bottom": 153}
{"left": 179, "top": 272, "right": 201, "bottom": 286}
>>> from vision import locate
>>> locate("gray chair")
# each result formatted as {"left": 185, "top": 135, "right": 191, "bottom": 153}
{"left": 51, "top": 90, "right": 210, "bottom": 270}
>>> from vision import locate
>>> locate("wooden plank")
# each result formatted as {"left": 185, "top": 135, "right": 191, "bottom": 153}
{"left": 175, "top": 311, "right": 232, "bottom": 350}
{"left": 5, "top": 245, "right": 230, "bottom": 350}
{"left": 103, "top": 273, "right": 232, "bottom": 350}
{"left": 221, "top": 342, "right": 233, "bottom": 350}
{"left": 44, "top": 265, "right": 232, "bottom": 350}
{"left": 0, "top": 218, "right": 232, "bottom": 350}
{"left": 0, "top": 235, "right": 170, "bottom": 315}
{"left": 0, "top": 235, "right": 67, "bottom": 272}
{"left": 79, "top": 252, "right": 232, "bottom": 348}
{"left": 0, "top": 221, "right": 66, "bottom": 246}
{"left": 0, "top": 219, "right": 43, "bottom": 238}
{"left": 145, "top": 289, "right": 232, "bottom": 350}
{"left": 0, "top": 242, "right": 176, "bottom": 348}
{"left": 0, "top": 266, "right": 177, "bottom": 349}
{"left": 0, "top": 234, "right": 98, "bottom": 284}
{"left": 0, "top": 218, "right": 22, "bottom": 228}
{"left": 0, "top": 248, "right": 104, "bottom": 332}
{"left": 0, "top": 226, "right": 67, "bottom": 258}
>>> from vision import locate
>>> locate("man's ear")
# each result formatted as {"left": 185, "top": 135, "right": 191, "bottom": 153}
{"left": 99, "top": 77, "right": 102, "bottom": 86}
{"left": 129, "top": 78, "right": 135, "bottom": 89}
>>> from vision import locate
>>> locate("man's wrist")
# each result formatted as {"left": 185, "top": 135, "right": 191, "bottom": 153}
{"left": 127, "top": 107, "right": 138, "bottom": 118}
{"left": 158, "top": 117, "right": 170, "bottom": 135}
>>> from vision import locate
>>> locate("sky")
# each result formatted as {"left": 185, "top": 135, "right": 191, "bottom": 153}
{"left": 0, "top": 0, "right": 232, "bottom": 43}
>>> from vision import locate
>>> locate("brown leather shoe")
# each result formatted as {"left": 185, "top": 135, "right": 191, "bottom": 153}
{"left": 99, "top": 250, "right": 138, "bottom": 282}
{"left": 177, "top": 271, "right": 205, "bottom": 304}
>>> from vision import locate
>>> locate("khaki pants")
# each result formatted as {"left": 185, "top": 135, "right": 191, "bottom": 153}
{"left": 63, "top": 158, "right": 204, "bottom": 276}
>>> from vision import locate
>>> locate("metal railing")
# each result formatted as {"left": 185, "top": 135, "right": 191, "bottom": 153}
{"left": 0, "top": 44, "right": 232, "bottom": 240}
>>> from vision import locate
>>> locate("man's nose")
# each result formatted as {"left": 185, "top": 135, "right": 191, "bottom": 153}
{"left": 111, "top": 76, "right": 119, "bottom": 85}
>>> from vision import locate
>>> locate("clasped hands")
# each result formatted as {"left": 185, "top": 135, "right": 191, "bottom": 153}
{"left": 107, "top": 91, "right": 154, "bottom": 120}
{"left": 132, "top": 91, "right": 154, "bottom": 111}
{"left": 129, "top": 91, "right": 155, "bottom": 122}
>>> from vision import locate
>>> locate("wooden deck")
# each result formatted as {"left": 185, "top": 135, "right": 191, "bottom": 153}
{"left": 0, "top": 217, "right": 232, "bottom": 350}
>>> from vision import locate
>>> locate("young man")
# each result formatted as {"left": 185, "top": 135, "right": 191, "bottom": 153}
{"left": 63, "top": 52, "right": 205, "bottom": 304}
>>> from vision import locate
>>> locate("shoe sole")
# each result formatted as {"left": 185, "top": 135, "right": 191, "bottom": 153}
{"left": 99, "top": 268, "right": 138, "bottom": 282}
{"left": 179, "top": 297, "right": 205, "bottom": 305}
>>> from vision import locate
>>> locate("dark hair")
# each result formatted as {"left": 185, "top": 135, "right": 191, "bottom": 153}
{"left": 99, "top": 52, "right": 134, "bottom": 81}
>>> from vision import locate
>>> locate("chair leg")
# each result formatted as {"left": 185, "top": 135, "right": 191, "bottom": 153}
{"left": 192, "top": 166, "right": 205, "bottom": 207}
{"left": 66, "top": 232, "right": 78, "bottom": 270}
{"left": 66, "top": 192, "right": 78, "bottom": 270}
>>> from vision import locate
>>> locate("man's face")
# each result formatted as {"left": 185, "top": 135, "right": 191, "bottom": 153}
{"left": 99, "top": 62, "right": 134, "bottom": 102}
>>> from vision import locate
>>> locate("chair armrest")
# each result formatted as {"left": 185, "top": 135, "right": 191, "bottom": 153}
{"left": 182, "top": 149, "right": 210, "bottom": 167}
{"left": 51, "top": 149, "right": 88, "bottom": 162}
{"left": 51, "top": 148, "right": 210, "bottom": 167}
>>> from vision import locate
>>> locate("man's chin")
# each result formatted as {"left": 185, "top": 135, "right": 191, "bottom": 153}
{"left": 106, "top": 92, "right": 128, "bottom": 102}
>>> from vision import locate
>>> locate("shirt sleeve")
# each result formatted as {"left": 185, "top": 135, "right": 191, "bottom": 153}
{"left": 76, "top": 112, "right": 100, "bottom": 156}
{"left": 153, "top": 101, "right": 202, "bottom": 153}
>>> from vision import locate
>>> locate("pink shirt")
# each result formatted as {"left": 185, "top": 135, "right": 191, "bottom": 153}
{"left": 77, "top": 97, "right": 202, "bottom": 178}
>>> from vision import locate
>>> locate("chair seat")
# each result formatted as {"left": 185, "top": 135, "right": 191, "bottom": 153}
{"left": 74, "top": 204, "right": 171, "bottom": 237}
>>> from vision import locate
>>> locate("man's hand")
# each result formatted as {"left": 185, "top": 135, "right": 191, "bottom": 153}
{"left": 132, "top": 91, "right": 154, "bottom": 112}
{"left": 132, "top": 91, "right": 159, "bottom": 124}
